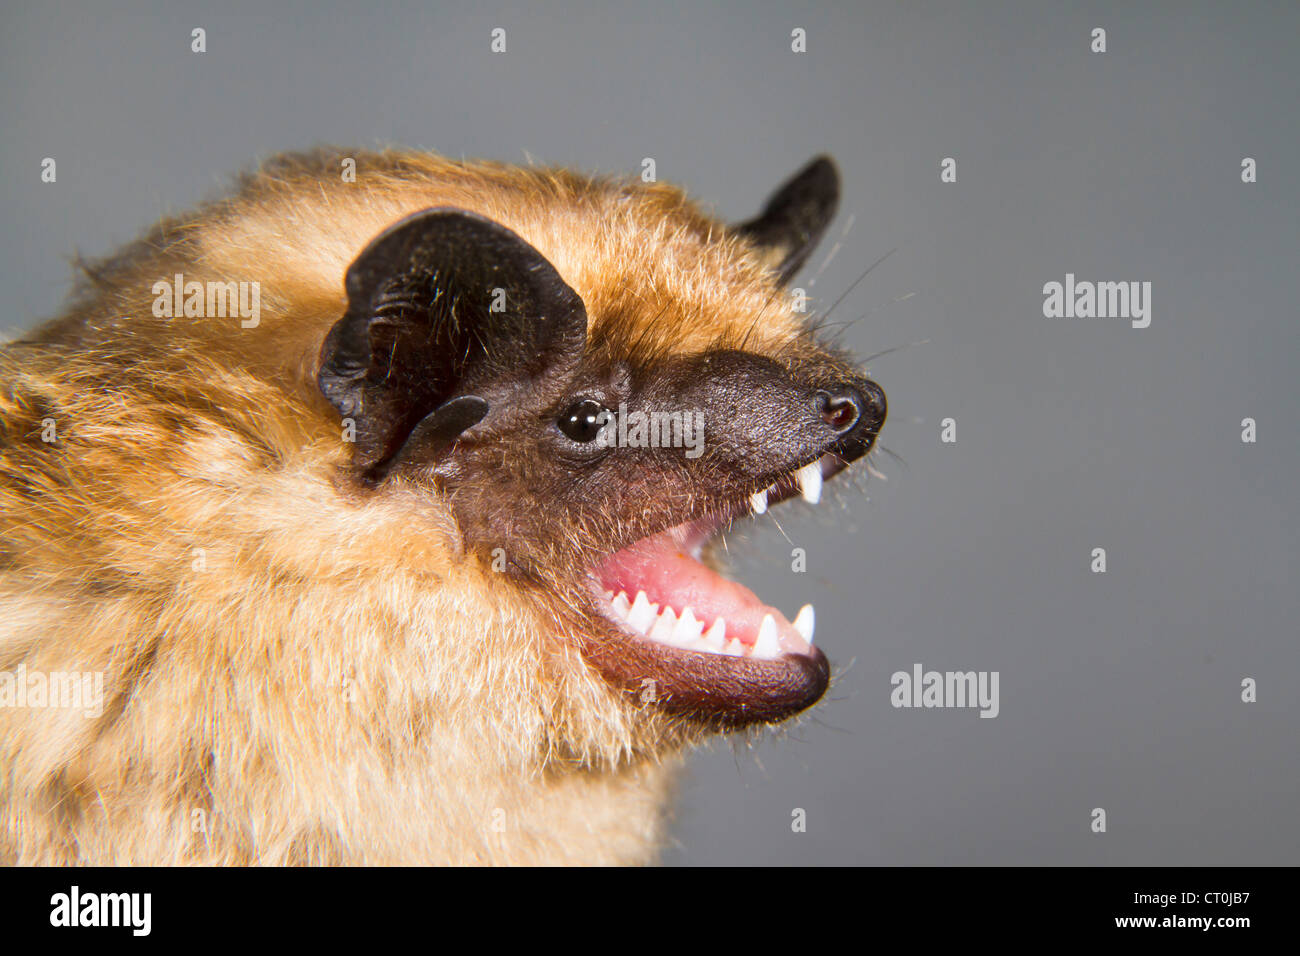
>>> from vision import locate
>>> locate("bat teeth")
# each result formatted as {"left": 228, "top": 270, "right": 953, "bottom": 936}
{"left": 607, "top": 593, "right": 769, "bottom": 660}
{"left": 791, "top": 604, "right": 815, "bottom": 645}
{"left": 626, "top": 591, "right": 658, "bottom": 633}
{"left": 607, "top": 593, "right": 802, "bottom": 663}
{"left": 685, "top": 612, "right": 733, "bottom": 656}
{"left": 796, "top": 462, "right": 823, "bottom": 504}
{"left": 752, "top": 614, "right": 780, "bottom": 659}
{"left": 672, "top": 607, "right": 704, "bottom": 646}
{"left": 611, "top": 591, "right": 631, "bottom": 618}
{"left": 699, "top": 615, "right": 727, "bottom": 652}
{"left": 648, "top": 606, "right": 677, "bottom": 644}
{"left": 749, "top": 456, "right": 827, "bottom": 517}
{"left": 703, "top": 616, "right": 727, "bottom": 649}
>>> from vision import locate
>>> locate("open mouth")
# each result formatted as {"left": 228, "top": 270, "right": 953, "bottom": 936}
{"left": 582, "top": 454, "right": 847, "bottom": 726}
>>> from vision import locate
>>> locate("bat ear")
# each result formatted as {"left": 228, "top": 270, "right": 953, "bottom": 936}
{"left": 734, "top": 155, "right": 840, "bottom": 284}
{"left": 318, "top": 208, "right": 588, "bottom": 474}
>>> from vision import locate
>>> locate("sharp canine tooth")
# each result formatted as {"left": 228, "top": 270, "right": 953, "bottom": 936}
{"left": 627, "top": 591, "right": 658, "bottom": 633}
{"left": 704, "top": 617, "right": 727, "bottom": 646}
{"left": 674, "top": 608, "right": 704, "bottom": 644}
{"left": 798, "top": 463, "right": 823, "bottom": 504}
{"left": 754, "top": 614, "right": 780, "bottom": 658}
{"left": 792, "top": 604, "right": 815, "bottom": 644}
{"left": 750, "top": 489, "right": 768, "bottom": 514}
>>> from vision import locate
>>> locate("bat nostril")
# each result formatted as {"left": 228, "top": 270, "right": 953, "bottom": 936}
{"left": 815, "top": 389, "right": 862, "bottom": 434}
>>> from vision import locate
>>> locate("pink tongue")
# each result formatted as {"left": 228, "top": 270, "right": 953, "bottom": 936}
{"left": 596, "top": 532, "right": 804, "bottom": 649}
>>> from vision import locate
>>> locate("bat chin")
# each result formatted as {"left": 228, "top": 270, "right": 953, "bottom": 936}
{"left": 579, "top": 453, "right": 850, "bottom": 728}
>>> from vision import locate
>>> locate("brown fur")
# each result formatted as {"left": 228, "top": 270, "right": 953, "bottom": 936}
{"left": 0, "top": 149, "right": 818, "bottom": 865}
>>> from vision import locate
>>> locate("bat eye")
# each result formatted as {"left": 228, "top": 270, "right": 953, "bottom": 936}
{"left": 557, "top": 399, "right": 609, "bottom": 443}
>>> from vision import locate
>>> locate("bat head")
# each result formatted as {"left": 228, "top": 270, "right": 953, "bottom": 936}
{"left": 317, "top": 157, "right": 885, "bottom": 732}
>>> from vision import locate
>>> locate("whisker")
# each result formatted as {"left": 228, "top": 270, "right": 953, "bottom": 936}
{"left": 805, "top": 212, "right": 856, "bottom": 289}
{"left": 766, "top": 511, "right": 794, "bottom": 546}
{"left": 818, "top": 247, "right": 895, "bottom": 325}
{"left": 877, "top": 445, "right": 908, "bottom": 472}
{"left": 861, "top": 339, "right": 929, "bottom": 365}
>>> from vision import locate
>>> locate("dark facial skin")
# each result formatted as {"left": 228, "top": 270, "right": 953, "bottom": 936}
{"left": 418, "top": 345, "right": 884, "bottom": 570}
{"left": 317, "top": 158, "right": 887, "bottom": 727}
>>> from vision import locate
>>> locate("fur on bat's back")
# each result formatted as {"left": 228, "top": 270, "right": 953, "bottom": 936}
{"left": 0, "top": 149, "right": 805, "bottom": 865}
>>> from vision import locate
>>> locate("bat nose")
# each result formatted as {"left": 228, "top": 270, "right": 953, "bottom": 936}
{"left": 816, "top": 389, "right": 860, "bottom": 432}
{"left": 815, "top": 380, "right": 886, "bottom": 460}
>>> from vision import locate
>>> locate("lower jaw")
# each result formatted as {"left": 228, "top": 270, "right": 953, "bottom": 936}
{"left": 579, "top": 520, "right": 830, "bottom": 726}
{"left": 578, "top": 629, "right": 830, "bottom": 727}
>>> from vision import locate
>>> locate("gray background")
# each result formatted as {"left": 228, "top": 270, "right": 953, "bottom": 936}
{"left": 2, "top": 0, "right": 1296, "bottom": 865}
